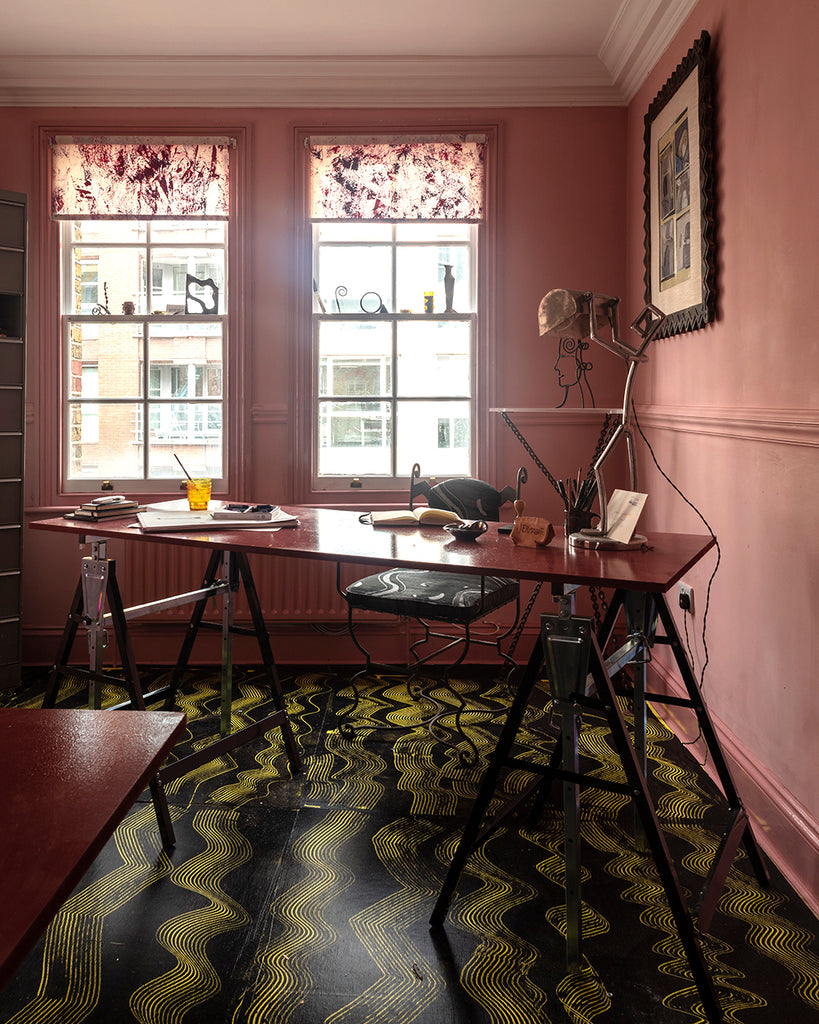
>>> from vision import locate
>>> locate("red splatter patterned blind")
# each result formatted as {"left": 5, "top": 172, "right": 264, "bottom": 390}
{"left": 51, "top": 137, "right": 231, "bottom": 219}
{"left": 308, "top": 136, "right": 485, "bottom": 221}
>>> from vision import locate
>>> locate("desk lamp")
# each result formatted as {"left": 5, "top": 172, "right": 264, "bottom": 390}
{"left": 537, "top": 288, "right": 665, "bottom": 548}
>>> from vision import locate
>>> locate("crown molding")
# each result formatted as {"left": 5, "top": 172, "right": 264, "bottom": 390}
{"left": 0, "top": 2, "right": 698, "bottom": 109}
{"left": 600, "top": 0, "right": 699, "bottom": 103}
{"left": 0, "top": 54, "right": 623, "bottom": 108}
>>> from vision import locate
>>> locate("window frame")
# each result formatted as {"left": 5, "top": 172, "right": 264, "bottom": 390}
{"left": 293, "top": 126, "right": 498, "bottom": 504}
{"left": 311, "top": 220, "right": 478, "bottom": 489}
{"left": 59, "top": 219, "right": 227, "bottom": 491}
{"left": 37, "top": 127, "right": 248, "bottom": 505}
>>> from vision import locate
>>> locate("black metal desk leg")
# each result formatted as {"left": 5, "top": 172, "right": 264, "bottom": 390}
{"left": 164, "top": 549, "right": 223, "bottom": 711}
{"left": 654, "top": 595, "right": 769, "bottom": 897}
{"left": 235, "top": 552, "right": 301, "bottom": 772}
{"left": 430, "top": 635, "right": 545, "bottom": 928}
{"left": 42, "top": 544, "right": 175, "bottom": 847}
{"left": 587, "top": 630, "right": 724, "bottom": 1024}
{"left": 80, "top": 551, "right": 109, "bottom": 708}
{"left": 219, "top": 551, "right": 237, "bottom": 737}
{"left": 147, "top": 775, "right": 176, "bottom": 850}
{"left": 623, "top": 592, "right": 655, "bottom": 777}
{"left": 43, "top": 578, "right": 83, "bottom": 708}
{"left": 559, "top": 698, "right": 583, "bottom": 968}
{"left": 162, "top": 548, "right": 300, "bottom": 776}
{"left": 542, "top": 596, "right": 592, "bottom": 972}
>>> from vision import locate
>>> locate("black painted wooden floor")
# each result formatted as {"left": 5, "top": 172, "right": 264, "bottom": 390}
{"left": 1, "top": 666, "right": 817, "bottom": 1024}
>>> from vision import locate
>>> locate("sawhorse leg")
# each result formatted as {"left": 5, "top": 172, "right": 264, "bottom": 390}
{"left": 652, "top": 594, "right": 769, "bottom": 923}
{"left": 432, "top": 599, "right": 727, "bottom": 1024}
{"left": 161, "top": 548, "right": 301, "bottom": 778}
{"left": 43, "top": 540, "right": 176, "bottom": 849}
{"left": 596, "top": 588, "right": 768, "bottom": 912}
{"left": 431, "top": 635, "right": 547, "bottom": 928}
{"left": 585, "top": 625, "right": 725, "bottom": 1023}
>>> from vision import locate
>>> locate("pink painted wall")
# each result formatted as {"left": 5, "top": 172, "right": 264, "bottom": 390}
{"left": 625, "top": 0, "right": 819, "bottom": 910}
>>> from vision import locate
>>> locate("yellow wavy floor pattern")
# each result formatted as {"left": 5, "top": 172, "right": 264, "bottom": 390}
{"left": 3, "top": 669, "right": 818, "bottom": 1024}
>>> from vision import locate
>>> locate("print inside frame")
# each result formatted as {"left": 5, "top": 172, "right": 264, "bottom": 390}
{"left": 642, "top": 30, "right": 715, "bottom": 339}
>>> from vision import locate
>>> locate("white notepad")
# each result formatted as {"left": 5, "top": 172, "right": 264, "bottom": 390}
{"left": 137, "top": 505, "right": 298, "bottom": 533}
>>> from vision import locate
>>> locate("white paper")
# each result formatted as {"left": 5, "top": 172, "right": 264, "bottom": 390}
{"left": 138, "top": 504, "right": 298, "bottom": 532}
{"left": 604, "top": 489, "right": 648, "bottom": 544}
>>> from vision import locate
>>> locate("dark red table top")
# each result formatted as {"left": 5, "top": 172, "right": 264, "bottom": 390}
{"left": 31, "top": 507, "right": 714, "bottom": 594}
{"left": 1, "top": 709, "right": 186, "bottom": 990}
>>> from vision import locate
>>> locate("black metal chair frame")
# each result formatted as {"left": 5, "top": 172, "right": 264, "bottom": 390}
{"left": 336, "top": 465, "right": 528, "bottom": 763}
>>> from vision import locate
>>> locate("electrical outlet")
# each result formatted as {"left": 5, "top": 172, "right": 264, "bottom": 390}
{"left": 678, "top": 582, "right": 694, "bottom": 613}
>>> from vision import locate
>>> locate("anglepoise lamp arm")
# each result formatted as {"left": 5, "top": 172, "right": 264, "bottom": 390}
{"left": 538, "top": 289, "right": 665, "bottom": 541}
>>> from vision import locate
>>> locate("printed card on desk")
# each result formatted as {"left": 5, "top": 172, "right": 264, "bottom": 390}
{"left": 604, "top": 489, "right": 648, "bottom": 544}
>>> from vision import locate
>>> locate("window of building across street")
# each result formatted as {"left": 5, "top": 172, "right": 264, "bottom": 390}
{"left": 52, "top": 136, "right": 232, "bottom": 491}
{"left": 307, "top": 135, "right": 485, "bottom": 488}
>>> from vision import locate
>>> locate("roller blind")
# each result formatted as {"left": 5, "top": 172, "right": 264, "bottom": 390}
{"left": 308, "top": 136, "right": 485, "bottom": 221}
{"left": 51, "top": 137, "right": 232, "bottom": 219}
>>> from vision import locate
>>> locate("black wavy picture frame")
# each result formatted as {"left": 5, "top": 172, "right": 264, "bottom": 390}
{"left": 642, "top": 30, "right": 715, "bottom": 339}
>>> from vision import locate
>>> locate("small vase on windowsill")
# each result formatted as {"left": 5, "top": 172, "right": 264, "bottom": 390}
{"left": 443, "top": 264, "right": 455, "bottom": 313}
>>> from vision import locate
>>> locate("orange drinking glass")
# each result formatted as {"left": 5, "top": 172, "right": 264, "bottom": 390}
{"left": 186, "top": 478, "right": 212, "bottom": 510}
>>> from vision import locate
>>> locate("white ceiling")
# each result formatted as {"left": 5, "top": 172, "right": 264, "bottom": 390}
{"left": 0, "top": 0, "right": 697, "bottom": 107}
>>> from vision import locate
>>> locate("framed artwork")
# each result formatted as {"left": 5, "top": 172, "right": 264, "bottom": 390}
{"left": 643, "top": 30, "right": 714, "bottom": 339}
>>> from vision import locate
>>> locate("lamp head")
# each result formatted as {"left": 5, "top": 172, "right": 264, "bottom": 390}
{"left": 537, "top": 288, "right": 618, "bottom": 339}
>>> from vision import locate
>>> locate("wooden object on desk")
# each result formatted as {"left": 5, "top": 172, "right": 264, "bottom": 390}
{"left": 0, "top": 708, "right": 186, "bottom": 991}
{"left": 510, "top": 499, "right": 555, "bottom": 548}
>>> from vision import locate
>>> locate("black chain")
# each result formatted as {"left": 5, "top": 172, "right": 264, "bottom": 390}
{"left": 506, "top": 581, "right": 543, "bottom": 661}
{"left": 500, "top": 410, "right": 619, "bottom": 636}
{"left": 501, "top": 411, "right": 618, "bottom": 501}
{"left": 501, "top": 413, "right": 564, "bottom": 498}
{"left": 589, "top": 585, "right": 608, "bottom": 631}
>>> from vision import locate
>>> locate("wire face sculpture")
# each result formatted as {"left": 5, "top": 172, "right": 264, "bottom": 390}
{"left": 554, "top": 336, "right": 595, "bottom": 407}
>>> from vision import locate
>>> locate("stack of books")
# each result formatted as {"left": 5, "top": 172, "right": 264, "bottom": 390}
{"left": 64, "top": 496, "right": 143, "bottom": 522}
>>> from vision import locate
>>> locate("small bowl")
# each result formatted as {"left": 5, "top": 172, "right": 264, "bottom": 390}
{"left": 443, "top": 520, "right": 488, "bottom": 542}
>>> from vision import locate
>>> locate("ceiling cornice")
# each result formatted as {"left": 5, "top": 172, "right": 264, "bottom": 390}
{"left": 0, "top": 2, "right": 698, "bottom": 108}
{"left": 0, "top": 55, "right": 622, "bottom": 108}
{"left": 601, "top": 0, "right": 699, "bottom": 102}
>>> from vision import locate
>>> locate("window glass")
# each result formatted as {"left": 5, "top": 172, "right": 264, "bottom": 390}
{"left": 312, "top": 223, "right": 476, "bottom": 484}
{"left": 395, "top": 400, "right": 471, "bottom": 476}
{"left": 318, "top": 400, "right": 392, "bottom": 476}
{"left": 317, "top": 246, "right": 393, "bottom": 314}
{"left": 68, "top": 402, "right": 144, "bottom": 479}
{"left": 318, "top": 322, "right": 391, "bottom": 396}
{"left": 61, "top": 222, "right": 226, "bottom": 487}
{"left": 396, "top": 322, "right": 470, "bottom": 397}
{"left": 149, "top": 248, "right": 224, "bottom": 314}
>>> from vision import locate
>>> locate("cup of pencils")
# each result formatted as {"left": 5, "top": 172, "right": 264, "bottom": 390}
{"left": 559, "top": 470, "right": 598, "bottom": 536}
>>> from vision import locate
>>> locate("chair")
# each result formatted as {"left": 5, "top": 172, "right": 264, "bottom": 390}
{"left": 337, "top": 463, "right": 527, "bottom": 762}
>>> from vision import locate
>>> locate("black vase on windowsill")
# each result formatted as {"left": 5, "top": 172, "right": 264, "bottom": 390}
{"left": 443, "top": 264, "right": 455, "bottom": 313}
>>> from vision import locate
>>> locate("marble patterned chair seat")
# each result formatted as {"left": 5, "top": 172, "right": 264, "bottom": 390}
{"left": 344, "top": 567, "right": 519, "bottom": 625}
{"left": 338, "top": 464, "right": 527, "bottom": 763}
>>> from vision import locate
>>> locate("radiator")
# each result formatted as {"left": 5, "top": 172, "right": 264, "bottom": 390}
{"left": 117, "top": 541, "right": 351, "bottom": 623}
